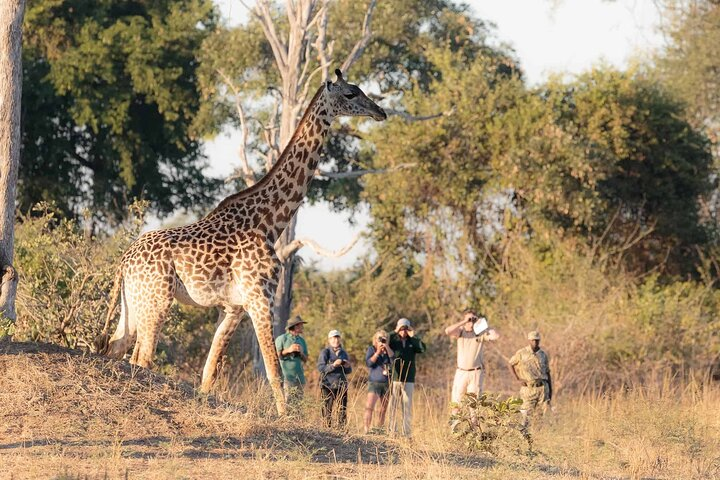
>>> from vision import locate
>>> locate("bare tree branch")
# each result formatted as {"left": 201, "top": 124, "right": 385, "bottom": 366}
{"left": 315, "top": 162, "right": 417, "bottom": 179}
{"left": 313, "top": 0, "right": 331, "bottom": 82}
{"left": 385, "top": 106, "right": 456, "bottom": 122}
{"left": 276, "top": 233, "right": 362, "bottom": 263}
{"left": 340, "top": 0, "right": 377, "bottom": 74}
{"left": 217, "top": 68, "right": 257, "bottom": 186}
{"left": 263, "top": 95, "right": 282, "bottom": 165}
{"left": 255, "top": 0, "right": 289, "bottom": 70}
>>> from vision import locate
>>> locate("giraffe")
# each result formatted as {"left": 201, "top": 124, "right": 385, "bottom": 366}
{"left": 96, "top": 70, "right": 386, "bottom": 415}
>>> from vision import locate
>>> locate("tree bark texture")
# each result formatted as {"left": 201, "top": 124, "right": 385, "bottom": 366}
{"left": 0, "top": 0, "right": 25, "bottom": 322}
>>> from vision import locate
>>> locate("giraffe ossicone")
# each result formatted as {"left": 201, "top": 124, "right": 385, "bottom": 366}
{"left": 97, "top": 70, "right": 386, "bottom": 415}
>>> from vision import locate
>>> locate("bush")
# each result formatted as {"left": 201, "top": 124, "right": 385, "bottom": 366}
{"left": 12, "top": 202, "right": 145, "bottom": 349}
{"left": 450, "top": 392, "right": 530, "bottom": 454}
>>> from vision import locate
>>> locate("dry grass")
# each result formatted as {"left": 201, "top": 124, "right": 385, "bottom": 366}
{"left": 1, "top": 340, "right": 718, "bottom": 479}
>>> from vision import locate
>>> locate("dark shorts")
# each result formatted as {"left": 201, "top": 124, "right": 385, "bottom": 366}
{"left": 368, "top": 381, "right": 389, "bottom": 397}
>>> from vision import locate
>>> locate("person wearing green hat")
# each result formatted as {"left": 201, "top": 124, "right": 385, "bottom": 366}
{"left": 275, "top": 315, "right": 309, "bottom": 409}
{"left": 509, "top": 330, "right": 552, "bottom": 430}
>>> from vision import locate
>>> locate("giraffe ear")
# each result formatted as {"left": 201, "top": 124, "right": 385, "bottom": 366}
{"left": 335, "top": 69, "right": 343, "bottom": 82}
{"left": 325, "top": 80, "right": 332, "bottom": 91}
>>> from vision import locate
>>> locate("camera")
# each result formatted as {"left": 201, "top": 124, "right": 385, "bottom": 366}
{"left": 379, "top": 337, "right": 387, "bottom": 344}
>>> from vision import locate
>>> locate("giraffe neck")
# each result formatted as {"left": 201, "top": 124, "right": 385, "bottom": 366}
{"left": 261, "top": 88, "right": 332, "bottom": 239}
{"left": 209, "top": 86, "right": 333, "bottom": 242}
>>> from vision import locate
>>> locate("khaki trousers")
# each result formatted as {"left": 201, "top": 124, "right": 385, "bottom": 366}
{"left": 451, "top": 368, "right": 485, "bottom": 404}
{"left": 389, "top": 381, "right": 415, "bottom": 437}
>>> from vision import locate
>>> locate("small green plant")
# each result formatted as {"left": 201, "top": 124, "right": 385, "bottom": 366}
{"left": 450, "top": 392, "right": 531, "bottom": 454}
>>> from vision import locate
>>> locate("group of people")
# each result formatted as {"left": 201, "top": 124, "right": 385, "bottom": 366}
{"left": 273, "top": 309, "right": 552, "bottom": 436}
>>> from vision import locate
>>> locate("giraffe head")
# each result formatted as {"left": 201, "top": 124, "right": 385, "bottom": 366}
{"left": 324, "top": 69, "right": 386, "bottom": 121}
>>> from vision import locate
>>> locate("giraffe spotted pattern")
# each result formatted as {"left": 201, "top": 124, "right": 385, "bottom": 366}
{"left": 100, "top": 70, "right": 386, "bottom": 415}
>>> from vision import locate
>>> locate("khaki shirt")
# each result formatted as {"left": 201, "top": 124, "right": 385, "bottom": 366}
{"left": 456, "top": 330, "right": 487, "bottom": 370}
{"left": 509, "top": 346, "right": 550, "bottom": 382}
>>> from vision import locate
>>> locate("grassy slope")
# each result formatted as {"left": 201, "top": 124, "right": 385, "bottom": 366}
{"left": 1, "top": 340, "right": 718, "bottom": 479}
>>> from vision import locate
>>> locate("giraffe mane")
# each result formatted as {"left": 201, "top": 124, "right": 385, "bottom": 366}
{"left": 208, "top": 84, "right": 327, "bottom": 215}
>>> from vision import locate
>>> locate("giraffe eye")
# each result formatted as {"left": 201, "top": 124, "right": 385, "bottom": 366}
{"left": 344, "top": 93, "right": 357, "bottom": 99}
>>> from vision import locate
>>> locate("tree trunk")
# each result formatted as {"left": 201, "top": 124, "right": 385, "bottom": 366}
{"left": 0, "top": 0, "right": 25, "bottom": 325}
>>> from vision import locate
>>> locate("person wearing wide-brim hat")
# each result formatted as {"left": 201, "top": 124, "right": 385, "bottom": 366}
{"left": 275, "top": 315, "right": 309, "bottom": 410}
{"left": 509, "top": 330, "right": 552, "bottom": 431}
{"left": 317, "top": 329, "right": 353, "bottom": 428}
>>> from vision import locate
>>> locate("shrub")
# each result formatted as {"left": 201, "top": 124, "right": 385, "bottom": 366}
{"left": 12, "top": 202, "right": 145, "bottom": 349}
{"left": 450, "top": 392, "right": 530, "bottom": 455}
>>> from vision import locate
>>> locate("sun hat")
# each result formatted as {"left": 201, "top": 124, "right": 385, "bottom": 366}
{"left": 527, "top": 331, "right": 541, "bottom": 340}
{"left": 287, "top": 315, "right": 306, "bottom": 330}
{"left": 328, "top": 329, "right": 341, "bottom": 338}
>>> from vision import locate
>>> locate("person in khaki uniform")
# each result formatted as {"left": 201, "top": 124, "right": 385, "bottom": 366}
{"left": 444, "top": 309, "right": 499, "bottom": 407}
{"left": 508, "top": 331, "right": 552, "bottom": 427}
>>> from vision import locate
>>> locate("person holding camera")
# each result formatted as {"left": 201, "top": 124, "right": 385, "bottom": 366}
{"left": 388, "top": 318, "right": 426, "bottom": 437}
{"left": 275, "top": 315, "right": 309, "bottom": 410}
{"left": 317, "top": 329, "right": 352, "bottom": 428}
{"left": 363, "top": 329, "right": 394, "bottom": 434}
{"left": 445, "top": 309, "right": 500, "bottom": 412}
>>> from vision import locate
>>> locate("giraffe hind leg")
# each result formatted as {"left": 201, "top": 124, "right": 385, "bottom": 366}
{"left": 200, "top": 306, "right": 246, "bottom": 393}
{"left": 106, "top": 289, "right": 135, "bottom": 359}
{"left": 129, "top": 295, "right": 174, "bottom": 369}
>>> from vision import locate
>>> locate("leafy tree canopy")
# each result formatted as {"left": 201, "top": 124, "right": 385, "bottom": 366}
{"left": 195, "top": 0, "right": 512, "bottom": 214}
{"left": 521, "top": 68, "right": 713, "bottom": 273}
{"left": 21, "top": 0, "right": 223, "bottom": 224}
{"left": 656, "top": 1, "right": 720, "bottom": 149}
{"left": 365, "top": 46, "right": 713, "bottom": 279}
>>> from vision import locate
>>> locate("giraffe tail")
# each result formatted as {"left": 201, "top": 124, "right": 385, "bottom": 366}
{"left": 94, "top": 267, "right": 123, "bottom": 355}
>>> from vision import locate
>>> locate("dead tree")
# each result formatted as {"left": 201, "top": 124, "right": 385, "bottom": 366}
{"left": 0, "top": 0, "right": 25, "bottom": 324}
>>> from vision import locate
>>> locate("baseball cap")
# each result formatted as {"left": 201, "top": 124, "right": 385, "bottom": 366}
{"left": 328, "top": 329, "right": 341, "bottom": 338}
{"left": 396, "top": 318, "right": 412, "bottom": 330}
{"left": 527, "top": 331, "right": 541, "bottom": 340}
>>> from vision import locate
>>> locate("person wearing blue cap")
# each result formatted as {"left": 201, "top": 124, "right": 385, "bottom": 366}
{"left": 317, "top": 329, "right": 352, "bottom": 428}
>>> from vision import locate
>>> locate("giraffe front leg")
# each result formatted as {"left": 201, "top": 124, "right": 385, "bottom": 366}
{"left": 244, "top": 280, "right": 286, "bottom": 416}
{"left": 200, "top": 306, "right": 244, "bottom": 393}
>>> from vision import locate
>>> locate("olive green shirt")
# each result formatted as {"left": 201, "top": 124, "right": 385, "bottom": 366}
{"left": 275, "top": 332, "right": 308, "bottom": 385}
{"left": 509, "top": 345, "right": 550, "bottom": 382}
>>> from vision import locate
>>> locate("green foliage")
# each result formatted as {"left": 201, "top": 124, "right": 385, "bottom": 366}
{"left": 532, "top": 69, "right": 713, "bottom": 273}
{"left": 21, "top": 0, "right": 224, "bottom": 223}
{"left": 364, "top": 45, "right": 529, "bottom": 301}
{"left": 450, "top": 393, "right": 530, "bottom": 454}
{"left": 196, "top": 0, "right": 510, "bottom": 213}
{"left": 13, "top": 202, "right": 146, "bottom": 348}
{"left": 656, "top": 2, "right": 720, "bottom": 149}
{"left": 365, "top": 44, "right": 713, "bottom": 276}
{"left": 490, "top": 230, "right": 720, "bottom": 390}
{"left": 292, "top": 258, "right": 437, "bottom": 359}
